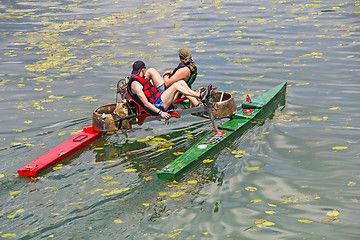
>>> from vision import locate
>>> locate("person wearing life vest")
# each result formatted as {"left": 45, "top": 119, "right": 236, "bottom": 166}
{"left": 162, "top": 47, "right": 198, "bottom": 106}
{"left": 162, "top": 47, "right": 197, "bottom": 88}
{"left": 127, "top": 61, "right": 212, "bottom": 120}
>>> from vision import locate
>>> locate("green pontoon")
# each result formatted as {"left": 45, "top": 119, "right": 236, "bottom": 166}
{"left": 157, "top": 81, "right": 287, "bottom": 180}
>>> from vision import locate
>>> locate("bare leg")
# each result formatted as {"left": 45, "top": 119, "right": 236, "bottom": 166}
{"left": 175, "top": 80, "right": 199, "bottom": 107}
{"left": 161, "top": 81, "right": 200, "bottom": 110}
{"left": 145, "top": 68, "right": 164, "bottom": 88}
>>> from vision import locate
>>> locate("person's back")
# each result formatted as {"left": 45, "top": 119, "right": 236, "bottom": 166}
{"left": 163, "top": 47, "right": 197, "bottom": 88}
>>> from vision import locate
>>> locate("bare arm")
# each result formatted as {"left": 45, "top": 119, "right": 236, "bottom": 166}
{"left": 163, "top": 67, "right": 190, "bottom": 88}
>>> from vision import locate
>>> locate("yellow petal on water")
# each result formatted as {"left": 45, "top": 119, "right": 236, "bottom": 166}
{"left": 124, "top": 169, "right": 137, "bottom": 172}
{"left": 347, "top": 181, "right": 356, "bottom": 186}
{"left": 49, "top": 95, "right": 64, "bottom": 99}
{"left": 259, "top": 221, "right": 275, "bottom": 227}
{"left": 203, "top": 159, "right": 213, "bottom": 163}
{"left": 1, "top": 233, "right": 17, "bottom": 238}
{"left": 265, "top": 211, "right": 276, "bottom": 215}
{"left": 170, "top": 192, "right": 185, "bottom": 198}
{"left": 52, "top": 164, "right": 63, "bottom": 170}
{"left": 152, "top": 137, "right": 167, "bottom": 142}
{"left": 137, "top": 136, "right": 154, "bottom": 142}
{"left": 245, "top": 187, "right": 257, "bottom": 192}
{"left": 114, "top": 219, "right": 123, "bottom": 224}
{"left": 91, "top": 188, "right": 105, "bottom": 194}
{"left": 101, "top": 188, "right": 129, "bottom": 196}
{"left": 7, "top": 214, "right": 16, "bottom": 219}
{"left": 68, "top": 202, "right": 82, "bottom": 205}
{"left": 187, "top": 180, "right": 198, "bottom": 184}
{"left": 156, "top": 146, "right": 172, "bottom": 152}
{"left": 165, "top": 231, "right": 182, "bottom": 238}
{"left": 297, "top": 219, "right": 313, "bottom": 223}
{"left": 173, "top": 152, "right": 184, "bottom": 156}
{"left": 158, "top": 192, "right": 169, "bottom": 196}
{"left": 326, "top": 210, "right": 340, "bottom": 217}
{"left": 255, "top": 219, "right": 275, "bottom": 228}
{"left": 247, "top": 167, "right": 259, "bottom": 171}
{"left": 231, "top": 150, "right": 247, "bottom": 155}
{"left": 15, "top": 209, "right": 24, "bottom": 214}
{"left": 144, "top": 176, "right": 153, "bottom": 181}
{"left": 107, "top": 182, "right": 119, "bottom": 185}
{"left": 321, "top": 217, "right": 337, "bottom": 222}
{"left": 332, "top": 146, "right": 348, "bottom": 150}
{"left": 101, "top": 176, "right": 113, "bottom": 180}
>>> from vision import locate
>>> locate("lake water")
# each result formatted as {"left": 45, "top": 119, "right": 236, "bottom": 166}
{"left": 0, "top": 0, "right": 359, "bottom": 239}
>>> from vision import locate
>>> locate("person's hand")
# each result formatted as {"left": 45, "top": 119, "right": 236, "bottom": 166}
{"left": 160, "top": 111, "right": 171, "bottom": 120}
{"left": 163, "top": 71, "right": 171, "bottom": 77}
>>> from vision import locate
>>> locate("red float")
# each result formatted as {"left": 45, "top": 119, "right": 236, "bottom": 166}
{"left": 243, "top": 109, "right": 254, "bottom": 114}
{"left": 18, "top": 126, "right": 103, "bottom": 176}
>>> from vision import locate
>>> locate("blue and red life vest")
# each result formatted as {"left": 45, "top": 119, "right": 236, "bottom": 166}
{"left": 127, "top": 75, "right": 161, "bottom": 115}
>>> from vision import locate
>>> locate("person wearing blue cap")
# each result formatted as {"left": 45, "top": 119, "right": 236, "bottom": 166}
{"left": 127, "top": 61, "right": 211, "bottom": 120}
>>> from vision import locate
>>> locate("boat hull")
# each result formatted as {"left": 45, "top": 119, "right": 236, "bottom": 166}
{"left": 157, "top": 82, "right": 287, "bottom": 180}
{"left": 18, "top": 127, "right": 103, "bottom": 177}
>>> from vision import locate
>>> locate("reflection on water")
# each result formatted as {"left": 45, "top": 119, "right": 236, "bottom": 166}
{"left": 1, "top": 0, "right": 360, "bottom": 239}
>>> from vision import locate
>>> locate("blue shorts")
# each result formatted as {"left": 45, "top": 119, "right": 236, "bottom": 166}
{"left": 152, "top": 84, "right": 174, "bottom": 113}
{"left": 157, "top": 83, "right": 166, "bottom": 94}
{"left": 153, "top": 96, "right": 167, "bottom": 112}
